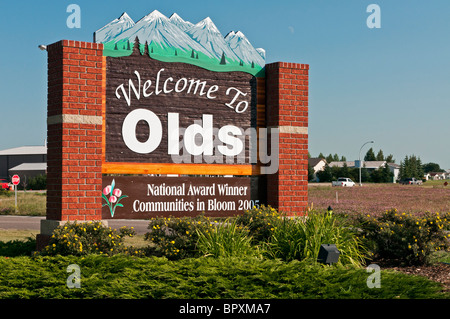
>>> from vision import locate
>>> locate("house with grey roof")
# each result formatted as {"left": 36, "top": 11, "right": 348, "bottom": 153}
{"left": 308, "top": 158, "right": 327, "bottom": 182}
{"left": 329, "top": 160, "right": 400, "bottom": 182}
{"left": 329, "top": 160, "right": 387, "bottom": 170}
{"left": 0, "top": 145, "right": 47, "bottom": 181}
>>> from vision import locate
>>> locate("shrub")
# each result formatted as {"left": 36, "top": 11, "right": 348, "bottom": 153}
{"left": 196, "top": 218, "right": 258, "bottom": 258}
{"left": 0, "top": 238, "right": 36, "bottom": 257}
{"left": 265, "top": 211, "right": 367, "bottom": 267}
{"left": 40, "top": 221, "right": 139, "bottom": 256}
{"left": 235, "top": 205, "right": 281, "bottom": 243}
{"left": 358, "top": 209, "right": 450, "bottom": 266}
{"left": 144, "top": 215, "right": 213, "bottom": 260}
{"left": 28, "top": 174, "right": 46, "bottom": 190}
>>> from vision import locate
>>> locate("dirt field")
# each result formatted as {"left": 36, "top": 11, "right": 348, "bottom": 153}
{"left": 308, "top": 182, "right": 450, "bottom": 216}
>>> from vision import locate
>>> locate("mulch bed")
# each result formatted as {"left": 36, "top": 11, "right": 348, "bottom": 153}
{"left": 388, "top": 263, "right": 450, "bottom": 292}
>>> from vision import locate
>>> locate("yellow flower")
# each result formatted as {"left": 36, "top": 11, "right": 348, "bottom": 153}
{"left": 186, "top": 231, "right": 189, "bottom": 235}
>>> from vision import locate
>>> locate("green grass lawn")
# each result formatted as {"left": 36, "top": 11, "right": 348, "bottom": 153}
{"left": 0, "top": 191, "right": 46, "bottom": 216}
{"left": 0, "top": 229, "right": 38, "bottom": 242}
{"left": 421, "top": 179, "right": 450, "bottom": 188}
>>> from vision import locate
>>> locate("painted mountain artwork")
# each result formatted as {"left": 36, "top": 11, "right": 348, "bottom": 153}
{"left": 94, "top": 10, "right": 265, "bottom": 76}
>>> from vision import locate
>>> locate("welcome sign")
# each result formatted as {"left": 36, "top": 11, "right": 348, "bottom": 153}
{"left": 39, "top": 9, "right": 308, "bottom": 249}
{"left": 96, "top": 10, "right": 272, "bottom": 218}
{"left": 104, "top": 52, "right": 256, "bottom": 165}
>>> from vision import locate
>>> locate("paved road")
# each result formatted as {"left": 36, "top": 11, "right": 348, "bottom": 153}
{"left": 0, "top": 215, "right": 150, "bottom": 234}
{"left": 0, "top": 215, "right": 44, "bottom": 231}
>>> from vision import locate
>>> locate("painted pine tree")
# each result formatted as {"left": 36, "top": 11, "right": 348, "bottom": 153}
{"left": 144, "top": 41, "right": 150, "bottom": 57}
{"left": 132, "top": 36, "right": 141, "bottom": 55}
{"left": 220, "top": 52, "right": 226, "bottom": 65}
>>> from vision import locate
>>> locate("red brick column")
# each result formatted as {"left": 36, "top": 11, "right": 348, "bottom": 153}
{"left": 265, "top": 62, "right": 309, "bottom": 216}
{"left": 37, "top": 40, "right": 105, "bottom": 249}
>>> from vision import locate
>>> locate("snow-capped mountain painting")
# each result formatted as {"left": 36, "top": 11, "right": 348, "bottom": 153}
{"left": 111, "top": 10, "right": 213, "bottom": 58}
{"left": 169, "top": 13, "right": 194, "bottom": 32}
{"left": 94, "top": 12, "right": 135, "bottom": 43}
{"left": 94, "top": 10, "right": 265, "bottom": 76}
{"left": 225, "top": 31, "right": 265, "bottom": 68}
{"left": 187, "top": 17, "right": 239, "bottom": 62}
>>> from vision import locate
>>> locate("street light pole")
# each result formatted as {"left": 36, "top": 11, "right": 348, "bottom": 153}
{"left": 359, "top": 141, "right": 374, "bottom": 186}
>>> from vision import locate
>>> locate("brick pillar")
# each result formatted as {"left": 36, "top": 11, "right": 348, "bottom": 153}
{"left": 265, "top": 62, "right": 309, "bottom": 216}
{"left": 37, "top": 40, "right": 105, "bottom": 249}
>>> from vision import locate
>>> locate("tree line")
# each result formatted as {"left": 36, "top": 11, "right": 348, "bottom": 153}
{"left": 315, "top": 148, "right": 395, "bottom": 164}
{"left": 309, "top": 148, "right": 445, "bottom": 183}
{"left": 310, "top": 162, "right": 393, "bottom": 183}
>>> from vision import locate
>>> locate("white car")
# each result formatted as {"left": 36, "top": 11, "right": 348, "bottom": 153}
{"left": 332, "top": 177, "right": 355, "bottom": 187}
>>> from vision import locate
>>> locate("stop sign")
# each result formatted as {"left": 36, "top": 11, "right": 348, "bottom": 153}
{"left": 12, "top": 175, "right": 20, "bottom": 186}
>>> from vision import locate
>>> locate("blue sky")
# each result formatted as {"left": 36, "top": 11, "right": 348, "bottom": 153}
{"left": 1, "top": 0, "right": 449, "bottom": 168}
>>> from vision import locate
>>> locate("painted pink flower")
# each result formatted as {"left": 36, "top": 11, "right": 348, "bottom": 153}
{"left": 109, "top": 195, "right": 117, "bottom": 203}
{"left": 103, "top": 185, "right": 112, "bottom": 196}
{"left": 113, "top": 188, "right": 122, "bottom": 197}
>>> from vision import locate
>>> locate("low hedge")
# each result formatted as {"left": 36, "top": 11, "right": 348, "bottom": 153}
{"left": 0, "top": 254, "right": 447, "bottom": 299}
